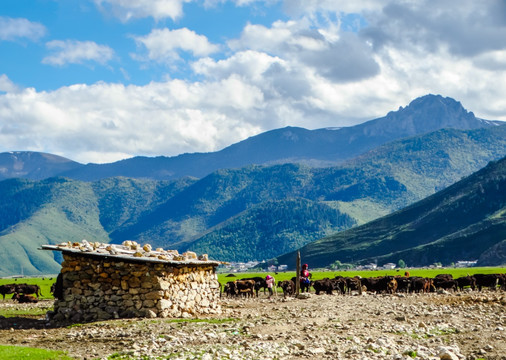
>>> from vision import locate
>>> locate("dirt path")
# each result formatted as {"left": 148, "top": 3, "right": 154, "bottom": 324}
{"left": 0, "top": 290, "right": 505, "bottom": 359}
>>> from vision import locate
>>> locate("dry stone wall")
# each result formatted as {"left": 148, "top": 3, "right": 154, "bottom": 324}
{"left": 52, "top": 253, "right": 221, "bottom": 322}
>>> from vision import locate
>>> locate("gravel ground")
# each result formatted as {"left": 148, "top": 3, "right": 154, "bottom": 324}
{"left": 0, "top": 290, "right": 505, "bottom": 360}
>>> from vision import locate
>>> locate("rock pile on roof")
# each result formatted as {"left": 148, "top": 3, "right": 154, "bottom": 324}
{"left": 52, "top": 239, "right": 209, "bottom": 262}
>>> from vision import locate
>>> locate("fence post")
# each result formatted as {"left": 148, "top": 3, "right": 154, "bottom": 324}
{"left": 295, "top": 251, "right": 301, "bottom": 297}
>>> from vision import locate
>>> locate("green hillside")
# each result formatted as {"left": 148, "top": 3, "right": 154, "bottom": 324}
{"left": 0, "top": 125, "right": 505, "bottom": 276}
{"left": 276, "top": 156, "right": 506, "bottom": 268}
{"left": 178, "top": 198, "right": 355, "bottom": 262}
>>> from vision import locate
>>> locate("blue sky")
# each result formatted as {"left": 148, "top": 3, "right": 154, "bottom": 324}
{"left": 1, "top": 0, "right": 506, "bottom": 164}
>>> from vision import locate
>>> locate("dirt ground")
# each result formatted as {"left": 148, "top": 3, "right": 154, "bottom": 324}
{"left": 0, "top": 290, "right": 505, "bottom": 360}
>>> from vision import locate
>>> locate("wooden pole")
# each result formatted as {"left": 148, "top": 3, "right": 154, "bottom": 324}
{"left": 295, "top": 251, "right": 301, "bottom": 297}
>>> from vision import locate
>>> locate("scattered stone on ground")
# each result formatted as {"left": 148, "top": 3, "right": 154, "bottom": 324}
{"left": 0, "top": 290, "right": 505, "bottom": 359}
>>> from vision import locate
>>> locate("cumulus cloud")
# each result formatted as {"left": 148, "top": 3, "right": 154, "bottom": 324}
{"left": 2, "top": 1, "right": 506, "bottom": 164}
{"left": 0, "top": 75, "right": 20, "bottom": 93}
{"left": 229, "top": 20, "right": 379, "bottom": 82}
{"left": 362, "top": 0, "right": 506, "bottom": 57}
{"left": 133, "top": 28, "right": 219, "bottom": 63}
{"left": 0, "top": 78, "right": 264, "bottom": 164}
{"left": 42, "top": 40, "right": 115, "bottom": 66}
{"left": 0, "top": 16, "right": 47, "bottom": 42}
{"left": 93, "top": 0, "right": 191, "bottom": 21}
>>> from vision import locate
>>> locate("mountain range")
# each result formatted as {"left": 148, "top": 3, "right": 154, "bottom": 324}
{"left": 0, "top": 94, "right": 505, "bottom": 276}
{"left": 0, "top": 94, "right": 501, "bottom": 182}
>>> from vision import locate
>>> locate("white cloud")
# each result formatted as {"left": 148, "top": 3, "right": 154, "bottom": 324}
{"left": 1, "top": 1, "right": 506, "bottom": 164}
{"left": 93, "top": 0, "right": 191, "bottom": 21}
{"left": 133, "top": 28, "right": 219, "bottom": 64}
{"left": 0, "top": 16, "right": 46, "bottom": 42}
{"left": 0, "top": 75, "right": 20, "bottom": 93}
{"left": 42, "top": 40, "right": 115, "bottom": 66}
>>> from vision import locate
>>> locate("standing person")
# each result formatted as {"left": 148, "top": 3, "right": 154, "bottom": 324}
{"left": 300, "top": 264, "right": 311, "bottom": 292}
{"left": 266, "top": 275, "right": 275, "bottom": 298}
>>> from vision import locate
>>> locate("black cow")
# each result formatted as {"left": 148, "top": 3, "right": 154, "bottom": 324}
{"left": 345, "top": 277, "right": 362, "bottom": 295}
{"left": 332, "top": 276, "right": 347, "bottom": 295}
{"left": 223, "top": 281, "right": 237, "bottom": 297}
{"left": 361, "top": 276, "right": 397, "bottom": 294}
{"left": 395, "top": 276, "right": 411, "bottom": 293}
{"left": 409, "top": 277, "right": 433, "bottom": 293}
{"left": 312, "top": 278, "right": 334, "bottom": 295}
{"left": 15, "top": 284, "right": 42, "bottom": 298}
{"left": 473, "top": 273, "right": 500, "bottom": 291}
{"left": 278, "top": 280, "right": 295, "bottom": 298}
{"left": 455, "top": 276, "right": 476, "bottom": 291}
{"left": 0, "top": 284, "right": 16, "bottom": 300}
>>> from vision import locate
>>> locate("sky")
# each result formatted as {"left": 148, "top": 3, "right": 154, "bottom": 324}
{"left": 1, "top": 0, "right": 506, "bottom": 164}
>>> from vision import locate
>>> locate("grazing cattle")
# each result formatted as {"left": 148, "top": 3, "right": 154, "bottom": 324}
{"left": 235, "top": 280, "right": 256, "bottom": 298}
{"left": 409, "top": 277, "right": 433, "bottom": 293}
{"left": 0, "top": 284, "right": 16, "bottom": 300}
{"left": 312, "top": 278, "right": 335, "bottom": 295}
{"left": 473, "top": 273, "right": 500, "bottom": 291}
{"left": 242, "top": 277, "right": 267, "bottom": 297}
{"left": 332, "top": 277, "right": 347, "bottom": 295}
{"left": 395, "top": 276, "right": 411, "bottom": 293}
{"left": 12, "top": 292, "right": 38, "bottom": 303}
{"left": 455, "top": 276, "right": 476, "bottom": 291}
{"left": 15, "top": 284, "right": 42, "bottom": 298}
{"left": 435, "top": 280, "right": 458, "bottom": 292}
{"left": 361, "top": 276, "right": 397, "bottom": 294}
{"left": 345, "top": 277, "right": 362, "bottom": 295}
{"left": 223, "top": 281, "right": 237, "bottom": 297}
{"left": 278, "top": 280, "right": 295, "bottom": 298}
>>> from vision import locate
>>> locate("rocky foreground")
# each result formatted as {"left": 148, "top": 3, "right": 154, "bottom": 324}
{"left": 0, "top": 290, "right": 505, "bottom": 359}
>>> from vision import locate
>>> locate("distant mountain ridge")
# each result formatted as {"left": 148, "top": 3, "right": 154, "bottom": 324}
{"left": 0, "top": 94, "right": 502, "bottom": 182}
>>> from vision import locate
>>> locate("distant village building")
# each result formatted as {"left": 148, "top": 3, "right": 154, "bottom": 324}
{"left": 382, "top": 263, "right": 397, "bottom": 270}
{"left": 455, "top": 260, "right": 478, "bottom": 268}
{"left": 42, "top": 240, "right": 222, "bottom": 323}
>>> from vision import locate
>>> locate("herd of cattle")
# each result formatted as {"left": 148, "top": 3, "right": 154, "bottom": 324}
{"left": 0, "top": 283, "right": 42, "bottom": 303}
{"left": 1, "top": 272, "right": 505, "bottom": 304}
{"left": 222, "top": 273, "right": 506, "bottom": 298}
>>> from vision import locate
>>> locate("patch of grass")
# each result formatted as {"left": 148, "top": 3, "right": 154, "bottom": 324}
{"left": 0, "top": 306, "right": 51, "bottom": 318}
{"left": 0, "top": 277, "right": 56, "bottom": 300}
{"left": 0, "top": 345, "right": 74, "bottom": 360}
{"left": 403, "top": 350, "right": 417, "bottom": 358}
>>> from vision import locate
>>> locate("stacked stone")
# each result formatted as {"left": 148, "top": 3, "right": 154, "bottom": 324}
{"left": 52, "top": 253, "right": 221, "bottom": 322}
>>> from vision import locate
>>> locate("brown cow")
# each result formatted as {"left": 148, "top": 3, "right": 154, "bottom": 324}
{"left": 12, "top": 292, "right": 38, "bottom": 303}
{"left": 235, "top": 280, "right": 256, "bottom": 297}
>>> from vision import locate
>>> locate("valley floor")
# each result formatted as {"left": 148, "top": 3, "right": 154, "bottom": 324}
{"left": 0, "top": 290, "right": 505, "bottom": 359}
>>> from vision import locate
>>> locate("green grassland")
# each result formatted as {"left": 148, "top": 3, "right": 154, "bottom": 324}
{"left": 0, "top": 276, "right": 56, "bottom": 300}
{"left": 218, "top": 267, "right": 506, "bottom": 286}
{"left": 0, "top": 345, "right": 73, "bottom": 360}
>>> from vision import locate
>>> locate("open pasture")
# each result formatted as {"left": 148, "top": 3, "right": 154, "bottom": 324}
{"left": 218, "top": 266, "right": 506, "bottom": 285}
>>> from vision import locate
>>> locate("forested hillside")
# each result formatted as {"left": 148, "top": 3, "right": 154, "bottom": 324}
{"left": 277, "top": 156, "right": 506, "bottom": 268}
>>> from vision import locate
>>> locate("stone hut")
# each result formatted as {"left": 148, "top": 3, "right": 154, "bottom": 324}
{"left": 41, "top": 240, "right": 222, "bottom": 322}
